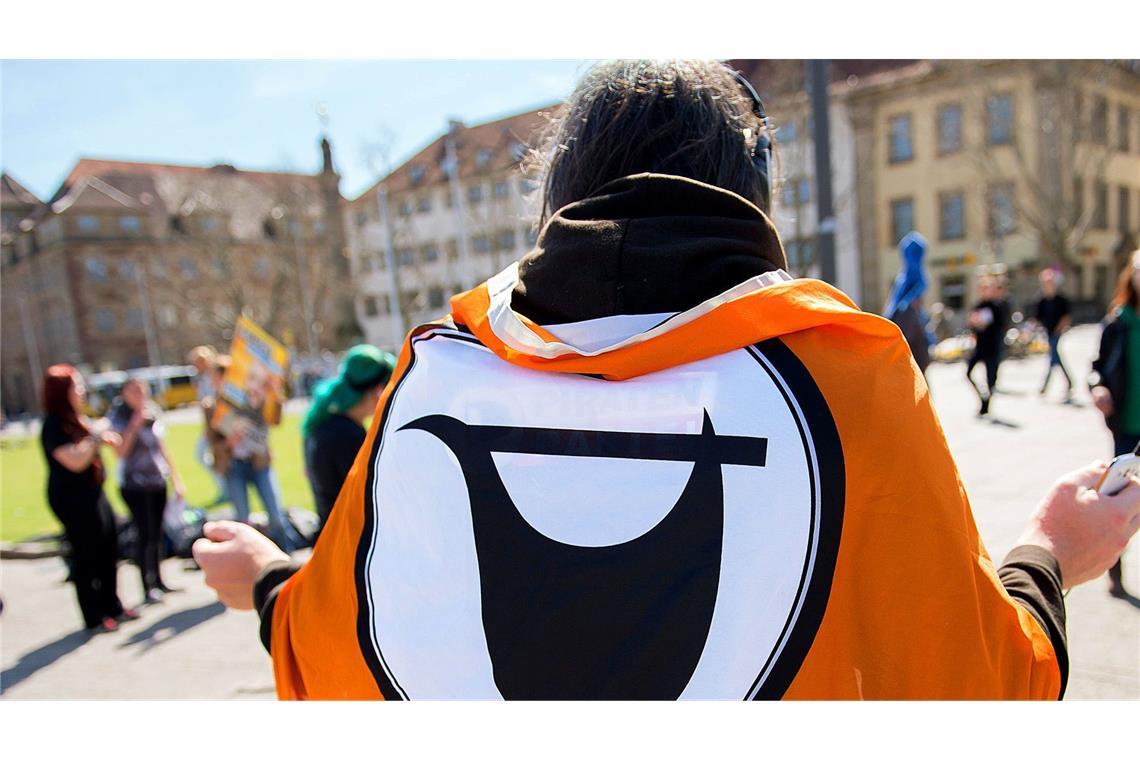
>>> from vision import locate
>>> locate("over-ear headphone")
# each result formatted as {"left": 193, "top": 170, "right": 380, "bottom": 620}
{"left": 726, "top": 67, "right": 773, "bottom": 214}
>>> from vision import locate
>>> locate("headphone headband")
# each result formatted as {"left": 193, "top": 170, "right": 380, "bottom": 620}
{"left": 725, "top": 67, "right": 773, "bottom": 214}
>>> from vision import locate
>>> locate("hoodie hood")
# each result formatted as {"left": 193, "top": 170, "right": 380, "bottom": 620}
{"left": 511, "top": 173, "right": 788, "bottom": 324}
{"left": 883, "top": 231, "right": 928, "bottom": 318}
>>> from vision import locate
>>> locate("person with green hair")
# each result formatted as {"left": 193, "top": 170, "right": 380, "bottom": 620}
{"left": 302, "top": 345, "right": 396, "bottom": 532}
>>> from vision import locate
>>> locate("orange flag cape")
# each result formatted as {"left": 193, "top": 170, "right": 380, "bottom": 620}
{"left": 270, "top": 266, "right": 1061, "bottom": 700}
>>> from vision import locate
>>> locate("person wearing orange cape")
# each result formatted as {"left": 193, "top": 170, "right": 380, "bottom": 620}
{"left": 194, "top": 61, "right": 1140, "bottom": 700}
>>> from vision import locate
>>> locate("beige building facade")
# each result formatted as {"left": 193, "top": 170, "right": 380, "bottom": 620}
{"left": 847, "top": 60, "right": 1140, "bottom": 322}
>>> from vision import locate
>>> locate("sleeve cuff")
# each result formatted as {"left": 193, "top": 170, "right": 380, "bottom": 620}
{"left": 253, "top": 559, "right": 304, "bottom": 654}
{"left": 998, "top": 545, "right": 1068, "bottom": 699}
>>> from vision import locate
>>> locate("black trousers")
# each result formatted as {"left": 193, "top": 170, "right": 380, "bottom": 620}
{"left": 120, "top": 486, "right": 168, "bottom": 593}
{"left": 966, "top": 348, "right": 1002, "bottom": 400}
{"left": 49, "top": 488, "right": 123, "bottom": 629}
{"left": 1109, "top": 432, "right": 1140, "bottom": 588}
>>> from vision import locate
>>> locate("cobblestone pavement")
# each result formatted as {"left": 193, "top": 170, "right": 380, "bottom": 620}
{"left": 1, "top": 324, "right": 1136, "bottom": 699}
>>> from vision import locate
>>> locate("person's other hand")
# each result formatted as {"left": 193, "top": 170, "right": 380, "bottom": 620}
{"left": 1091, "top": 386, "right": 1114, "bottom": 418}
{"left": 192, "top": 521, "right": 289, "bottom": 610}
{"left": 1017, "top": 462, "right": 1140, "bottom": 588}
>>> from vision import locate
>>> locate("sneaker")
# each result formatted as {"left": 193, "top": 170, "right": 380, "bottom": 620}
{"left": 978, "top": 397, "right": 990, "bottom": 416}
{"left": 90, "top": 617, "right": 119, "bottom": 634}
{"left": 145, "top": 588, "right": 166, "bottom": 605}
{"left": 117, "top": 607, "right": 141, "bottom": 622}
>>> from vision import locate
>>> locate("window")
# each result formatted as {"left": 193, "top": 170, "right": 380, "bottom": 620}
{"left": 78, "top": 215, "right": 100, "bottom": 233}
{"left": 781, "top": 183, "right": 797, "bottom": 208}
{"left": 355, "top": 211, "right": 368, "bottom": 227}
{"left": 785, "top": 239, "right": 814, "bottom": 271}
{"left": 211, "top": 255, "right": 227, "bottom": 278}
{"left": 987, "top": 94, "right": 1013, "bottom": 145}
{"left": 937, "top": 103, "right": 962, "bottom": 154}
{"left": 525, "top": 226, "right": 539, "bottom": 247}
{"left": 518, "top": 177, "right": 539, "bottom": 195}
{"left": 472, "top": 235, "right": 491, "bottom": 254}
{"left": 416, "top": 196, "right": 431, "bottom": 213}
{"left": 1091, "top": 95, "right": 1108, "bottom": 144}
{"left": 780, "top": 120, "right": 797, "bottom": 144}
{"left": 1120, "top": 187, "right": 1132, "bottom": 232}
{"left": 1118, "top": 106, "right": 1131, "bottom": 152}
{"left": 988, "top": 183, "right": 1016, "bottom": 236}
{"left": 179, "top": 258, "right": 198, "bottom": 279}
{"left": 126, "top": 308, "right": 145, "bottom": 331}
{"left": 888, "top": 115, "right": 913, "bottom": 162}
{"left": 890, "top": 198, "right": 914, "bottom": 245}
{"left": 120, "top": 215, "right": 142, "bottom": 232}
{"left": 203, "top": 217, "right": 220, "bottom": 233}
{"left": 495, "top": 228, "right": 516, "bottom": 252}
{"left": 409, "top": 164, "right": 427, "bottom": 185}
{"left": 85, "top": 257, "right": 108, "bottom": 282}
{"left": 313, "top": 221, "right": 325, "bottom": 235}
{"left": 475, "top": 148, "right": 493, "bottom": 168}
{"left": 397, "top": 248, "right": 415, "bottom": 266}
{"left": 94, "top": 308, "right": 115, "bottom": 333}
{"left": 363, "top": 296, "right": 380, "bottom": 317}
{"left": 797, "top": 179, "right": 811, "bottom": 205}
{"left": 158, "top": 305, "right": 177, "bottom": 328}
{"left": 510, "top": 141, "right": 528, "bottom": 161}
{"left": 254, "top": 256, "right": 270, "bottom": 280}
{"left": 939, "top": 192, "right": 965, "bottom": 240}
{"left": 1093, "top": 180, "right": 1108, "bottom": 229}
{"left": 428, "top": 287, "right": 446, "bottom": 310}
{"left": 445, "top": 238, "right": 459, "bottom": 261}
{"left": 467, "top": 184, "right": 484, "bottom": 204}
{"left": 118, "top": 260, "right": 138, "bottom": 280}
{"left": 493, "top": 181, "right": 510, "bottom": 199}
{"left": 398, "top": 199, "right": 414, "bottom": 216}
{"left": 421, "top": 244, "right": 440, "bottom": 263}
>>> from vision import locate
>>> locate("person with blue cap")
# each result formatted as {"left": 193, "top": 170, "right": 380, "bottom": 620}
{"left": 883, "top": 231, "right": 935, "bottom": 374}
{"left": 302, "top": 345, "right": 396, "bottom": 534}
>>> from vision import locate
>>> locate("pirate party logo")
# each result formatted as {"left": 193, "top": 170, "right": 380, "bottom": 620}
{"left": 357, "top": 333, "right": 844, "bottom": 700}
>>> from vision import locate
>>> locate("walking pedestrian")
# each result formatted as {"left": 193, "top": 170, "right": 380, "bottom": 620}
{"left": 966, "top": 275, "right": 1010, "bottom": 416}
{"left": 1035, "top": 268, "right": 1073, "bottom": 401}
{"left": 301, "top": 346, "right": 395, "bottom": 534}
{"left": 40, "top": 364, "right": 138, "bottom": 633}
{"left": 109, "top": 378, "right": 186, "bottom": 603}
{"left": 1090, "top": 248, "right": 1140, "bottom": 597}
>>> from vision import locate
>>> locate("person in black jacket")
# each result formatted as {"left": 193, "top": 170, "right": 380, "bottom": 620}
{"left": 966, "top": 275, "right": 1011, "bottom": 416}
{"left": 301, "top": 346, "right": 395, "bottom": 534}
{"left": 1090, "top": 249, "right": 1140, "bottom": 597}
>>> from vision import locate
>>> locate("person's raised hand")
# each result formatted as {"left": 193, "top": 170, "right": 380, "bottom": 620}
{"left": 192, "top": 521, "right": 290, "bottom": 610}
{"left": 1017, "top": 462, "right": 1140, "bottom": 588}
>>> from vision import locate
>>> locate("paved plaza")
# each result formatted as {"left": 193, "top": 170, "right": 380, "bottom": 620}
{"left": 1, "top": 324, "right": 1137, "bottom": 699}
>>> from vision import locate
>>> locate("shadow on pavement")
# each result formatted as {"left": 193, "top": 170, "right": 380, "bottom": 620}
{"left": 1, "top": 628, "right": 93, "bottom": 693}
{"left": 986, "top": 416, "right": 1022, "bottom": 429}
{"left": 1109, "top": 589, "right": 1140, "bottom": 610}
{"left": 117, "top": 601, "right": 226, "bottom": 654}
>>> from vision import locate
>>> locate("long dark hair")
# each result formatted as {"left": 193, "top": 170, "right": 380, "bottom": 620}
{"left": 528, "top": 60, "right": 776, "bottom": 225}
{"left": 1108, "top": 249, "right": 1140, "bottom": 316}
{"left": 42, "top": 364, "right": 89, "bottom": 439}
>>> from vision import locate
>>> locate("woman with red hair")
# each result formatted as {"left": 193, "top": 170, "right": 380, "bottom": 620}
{"left": 39, "top": 364, "right": 137, "bottom": 632}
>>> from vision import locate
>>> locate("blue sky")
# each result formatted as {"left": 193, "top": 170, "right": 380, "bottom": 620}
{"left": 0, "top": 60, "right": 593, "bottom": 201}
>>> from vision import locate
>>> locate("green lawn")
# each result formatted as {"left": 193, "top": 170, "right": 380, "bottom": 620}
{"left": 0, "top": 413, "right": 316, "bottom": 543}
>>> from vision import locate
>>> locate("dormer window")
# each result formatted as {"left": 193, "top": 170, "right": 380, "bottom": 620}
{"left": 510, "top": 141, "right": 528, "bottom": 161}
{"left": 78, "top": 215, "right": 100, "bottom": 233}
{"left": 475, "top": 148, "right": 493, "bottom": 168}
{"left": 119, "top": 215, "right": 142, "bottom": 233}
{"left": 409, "top": 164, "right": 427, "bottom": 184}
